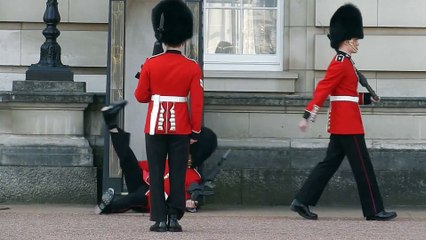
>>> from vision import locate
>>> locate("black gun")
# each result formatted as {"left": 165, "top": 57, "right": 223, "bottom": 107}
{"left": 187, "top": 149, "right": 232, "bottom": 203}
{"left": 356, "top": 69, "right": 380, "bottom": 101}
{"left": 134, "top": 41, "right": 164, "bottom": 79}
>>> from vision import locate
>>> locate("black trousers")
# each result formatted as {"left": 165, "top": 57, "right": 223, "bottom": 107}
{"left": 295, "top": 134, "right": 384, "bottom": 217}
{"left": 103, "top": 128, "right": 149, "bottom": 214}
{"left": 145, "top": 134, "right": 189, "bottom": 222}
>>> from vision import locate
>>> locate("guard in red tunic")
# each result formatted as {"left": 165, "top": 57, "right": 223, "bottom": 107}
{"left": 96, "top": 101, "right": 217, "bottom": 216}
{"left": 134, "top": 0, "right": 204, "bottom": 232}
{"left": 290, "top": 3, "right": 397, "bottom": 221}
{"left": 141, "top": 159, "right": 202, "bottom": 212}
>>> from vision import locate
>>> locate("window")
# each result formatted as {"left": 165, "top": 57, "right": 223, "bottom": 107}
{"left": 204, "top": 0, "right": 283, "bottom": 71}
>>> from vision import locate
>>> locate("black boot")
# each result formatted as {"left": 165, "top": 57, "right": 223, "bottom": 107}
{"left": 167, "top": 215, "right": 182, "bottom": 232}
{"left": 101, "top": 100, "right": 128, "bottom": 130}
{"left": 149, "top": 221, "right": 167, "bottom": 232}
{"left": 290, "top": 199, "right": 318, "bottom": 220}
{"left": 366, "top": 210, "right": 397, "bottom": 221}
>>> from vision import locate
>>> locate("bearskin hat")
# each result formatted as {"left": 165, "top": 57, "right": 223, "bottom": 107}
{"left": 190, "top": 127, "right": 218, "bottom": 168}
{"left": 151, "top": 0, "right": 193, "bottom": 46}
{"left": 328, "top": 3, "right": 364, "bottom": 50}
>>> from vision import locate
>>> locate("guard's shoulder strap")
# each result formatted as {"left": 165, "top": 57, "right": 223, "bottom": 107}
{"left": 148, "top": 52, "right": 166, "bottom": 59}
{"left": 335, "top": 54, "right": 345, "bottom": 62}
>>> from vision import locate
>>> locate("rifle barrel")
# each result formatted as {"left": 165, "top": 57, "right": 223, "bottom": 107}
{"left": 219, "top": 149, "right": 232, "bottom": 166}
{"left": 356, "top": 70, "right": 379, "bottom": 101}
{"left": 203, "top": 149, "right": 231, "bottom": 182}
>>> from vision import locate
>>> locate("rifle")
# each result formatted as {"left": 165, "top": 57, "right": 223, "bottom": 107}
{"left": 187, "top": 149, "right": 232, "bottom": 202}
{"left": 134, "top": 40, "right": 164, "bottom": 79}
{"left": 356, "top": 69, "right": 380, "bottom": 101}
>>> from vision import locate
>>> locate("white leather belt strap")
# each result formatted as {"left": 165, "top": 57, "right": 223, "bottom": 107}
{"left": 149, "top": 95, "right": 188, "bottom": 135}
{"left": 154, "top": 96, "right": 188, "bottom": 102}
{"left": 330, "top": 96, "right": 358, "bottom": 103}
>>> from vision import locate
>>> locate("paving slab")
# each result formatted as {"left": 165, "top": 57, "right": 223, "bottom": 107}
{"left": 0, "top": 204, "right": 425, "bottom": 240}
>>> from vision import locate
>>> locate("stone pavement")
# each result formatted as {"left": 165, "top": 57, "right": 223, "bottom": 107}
{"left": 0, "top": 204, "right": 425, "bottom": 240}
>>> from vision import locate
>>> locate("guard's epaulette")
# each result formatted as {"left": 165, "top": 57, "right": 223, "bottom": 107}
{"left": 184, "top": 55, "right": 198, "bottom": 64}
{"left": 335, "top": 54, "right": 345, "bottom": 62}
{"left": 148, "top": 52, "right": 166, "bottom": 59}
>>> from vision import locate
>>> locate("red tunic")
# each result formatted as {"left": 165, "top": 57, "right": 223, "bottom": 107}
{"left": 305, "top": 52, "right": 370, "bottom": 134}
{"left": 138, "top": 160, "right": 202, "bottom": 210}
{"left": 134, "top": 50, "right": 204, "bottom": 135}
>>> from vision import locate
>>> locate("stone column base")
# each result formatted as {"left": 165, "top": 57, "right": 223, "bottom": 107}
{"left": 0, "top": 135, "right": 93, "bottom": 166}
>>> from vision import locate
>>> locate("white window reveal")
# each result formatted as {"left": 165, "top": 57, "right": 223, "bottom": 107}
{"left": 204, "top": 0, "right": 283, "bottom": 71}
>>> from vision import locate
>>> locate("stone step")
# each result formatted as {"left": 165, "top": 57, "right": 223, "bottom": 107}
{"left": 0, "top": 135, "right": 93, "bottom": 167}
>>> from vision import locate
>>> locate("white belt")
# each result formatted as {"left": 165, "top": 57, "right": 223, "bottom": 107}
{"left": 329, "top": 96, "right": 358, "bottom": 103}
{"left": 149, "top": 95, "right": 188, "bottom": 135}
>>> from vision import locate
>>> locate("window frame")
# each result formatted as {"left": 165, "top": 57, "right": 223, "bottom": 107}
{"left": 203, "top": 0, "right": 284, "bottom": 71}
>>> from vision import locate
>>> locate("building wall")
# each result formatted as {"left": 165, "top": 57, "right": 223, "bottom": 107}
{"left": 203, "top": 0, "right": 426, "bottom": 142}
{"left": 0, "top": 0, "right": 108, "bottom": 93}
{"left": 289, "top": 0, "right": 426, "bottom": 97}
{"left": 2, "top": 0, "right": 426, "bottom": 150}
{"left": 2, "top": 1, "right": 426, "bottom": 94}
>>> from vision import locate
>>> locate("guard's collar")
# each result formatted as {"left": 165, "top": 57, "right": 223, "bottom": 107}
{"left": 336, "top": 50, "right": 351, "bottom": 59}
{"left": 166, "top": 50, "right": 182, "bottom": 55}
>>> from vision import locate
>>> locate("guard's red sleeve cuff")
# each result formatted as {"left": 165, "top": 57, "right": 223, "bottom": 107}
{"left": 358, "top": 93, "right": 372, "bottom": 105}
{"left": 191, "top": 131, "right": 201, "bottom": 140}
{"left": 303, "top": 105, "right": 320, "bottom": 122}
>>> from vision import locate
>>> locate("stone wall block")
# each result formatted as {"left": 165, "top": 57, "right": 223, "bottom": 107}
{"left": 0, "top": 166, "right": 96, "bottom": 203}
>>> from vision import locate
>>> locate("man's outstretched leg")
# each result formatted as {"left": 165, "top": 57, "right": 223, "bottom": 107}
{"left": 96, "top": 100, "right": 148, "bottom": 214}
{"left": 101, "top": 100, "right": 145, "bottom": 192}
{"left": 97, "top": 187, "right": 148, "bottom": 214}
{"left": 102, "top": 100, "right": 128, "bottom": 131}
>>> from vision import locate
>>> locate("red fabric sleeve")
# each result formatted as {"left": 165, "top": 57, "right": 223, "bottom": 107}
{"left": 358, "top": 93, "right": 364, "bottom": 105}
{"left": 134, "top": 58, "right": 152, "bottom": 103}
{"left": 189, "top": 67, "right": 204, "bottom": 133}
{"left": 358, "top": 92, "right": 372, "bottom": 105}
{"left": 306, "top": 60, "right": 344, "bottom": 112}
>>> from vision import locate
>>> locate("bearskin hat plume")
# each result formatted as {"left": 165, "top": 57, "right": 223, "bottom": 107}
{"left": 151, "top": 0, "right": 193, "bottom": 46}
{"left": 328, "top": 3, "right": 364, "bottom": 50}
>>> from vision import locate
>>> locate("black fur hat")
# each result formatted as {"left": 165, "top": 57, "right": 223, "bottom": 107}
{"left": 190, "top": 127, "right": 218, "bottom": 168}
{"left": 328, "top": 3, "right": 364, "bottom": 50}
{"left": 151, "top": 0, "right": 193, "bottom": 46}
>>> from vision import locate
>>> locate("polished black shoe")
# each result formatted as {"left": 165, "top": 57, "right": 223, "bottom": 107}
{"left": 167, "top": 215, "right": 183, "bottom": 232}
{"left": 366, "top": 211, "right": 397, "bottom": 221}
{"left": 101, "top": 100, "right": 128, "bottom": 129}
{"left": 149, "top": 221, "right": 167, "bottom": 232}
{"left": 290, "top": 199, "right": 318, "bottom": 220}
